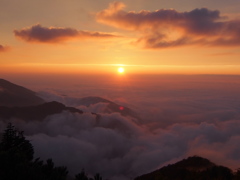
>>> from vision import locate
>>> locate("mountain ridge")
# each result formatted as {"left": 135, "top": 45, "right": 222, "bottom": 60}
{"left": 134, "top": 156, "right": 235, "bottom": 180}
{"left": 0, "top": 79, "right": 135, "bottom": 121}
{"left": 0, "top": 79, "right": 45, "bottom": 107}
{"left": 0, "top": 101, "right": 83, "bottom": 121}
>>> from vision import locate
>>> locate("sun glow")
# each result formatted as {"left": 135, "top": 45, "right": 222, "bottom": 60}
{"left": 118, "top": 67, "right": 125, "bottom": 73}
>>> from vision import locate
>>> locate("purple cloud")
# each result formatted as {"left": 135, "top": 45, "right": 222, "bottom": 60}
{"left": 96, "top": 2, "right": 240, "bottom": 48}
{"left": 14, "top": 24, "right": 118, "bottom": 43}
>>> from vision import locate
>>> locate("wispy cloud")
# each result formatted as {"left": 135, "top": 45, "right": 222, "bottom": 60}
{"left": 14, "top": 24, "right": 119, "bottom": 43}
{"left": 96, "top": 2, "right": 240, "bottom": 49}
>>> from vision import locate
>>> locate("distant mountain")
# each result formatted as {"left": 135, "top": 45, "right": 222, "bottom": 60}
{"left": 134, "top": 156, "right": 234, "bottom": 180}
{"left": 0, "top": 79, "right": 45, "bottom": 107}
{"left": 73, "top": 96, "right": 139, "bottom": 118}
{"left": 0, "top": 101, "right": 83, "bottom": 121}
{"left": 0, "top": 79, "right": 137, "bottom": 123}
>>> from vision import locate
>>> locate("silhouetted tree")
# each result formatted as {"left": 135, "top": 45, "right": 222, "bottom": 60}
{"left": 0, "top": 123, "right": 34, "bottom": 180}
{"left": 75, "top": 169, "right": 89, "bottom": 180}
{"left": 75, "top": 170, "right": 105, "bottom": 180}
{"left": 0, "top": 123, "right": 68, "bottom": 180}
{"left": 41, "top": 158, "right": 68, "bottom": 180}
{"left": 94, "top": 173, "right": 103, "bottom": 180}
{"left": 0, "top": 123, "right": 34, "bottom": 160}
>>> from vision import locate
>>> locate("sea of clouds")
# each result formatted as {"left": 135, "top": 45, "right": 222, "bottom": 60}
{"left": 1, "top": 74, "right": 240, "bottom": 179}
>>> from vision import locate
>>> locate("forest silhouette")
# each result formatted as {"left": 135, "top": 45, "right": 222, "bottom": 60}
{"left": 1, "top": 123, "right": 240, "bottom": 180}
{"left": 0, "top": 123, "right": 104, "bottom": 180}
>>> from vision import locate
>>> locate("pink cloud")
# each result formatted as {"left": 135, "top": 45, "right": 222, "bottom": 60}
{"left": 14, "top": 24, "right": 118, "bottom": 43}
{"left": 96, "top": 2, "right": 240, "bottom": 48}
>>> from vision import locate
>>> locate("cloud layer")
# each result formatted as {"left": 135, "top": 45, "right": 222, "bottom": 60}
{"left": 96, "top": 2, "right": 240, "bottom": 48}
{"left": 1, "top": 75, "right": 240, "bottom": 180}
{"left": 1, "top": 110, "right": 240, "bottom": 180}
{"left": 14, "top": 24, "right": 118, "bottom": 43}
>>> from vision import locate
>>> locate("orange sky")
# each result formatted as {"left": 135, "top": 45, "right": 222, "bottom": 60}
{"left": 1, "top": 0, "right": 240, "bottom": 75}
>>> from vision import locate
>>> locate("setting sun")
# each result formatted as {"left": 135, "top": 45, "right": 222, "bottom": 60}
{"left": 118, "top": 67, "right": 125, "bottom": 73}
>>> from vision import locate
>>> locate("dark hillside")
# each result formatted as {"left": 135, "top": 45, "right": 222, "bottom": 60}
{"left": 0, "top": 79, "right": 45, "bottom": 107}
{"left": 0, "top": 101, "right": 83, "bottom": 121}
{"left": 134, "top": 156, "right": 234, "bottom": 180}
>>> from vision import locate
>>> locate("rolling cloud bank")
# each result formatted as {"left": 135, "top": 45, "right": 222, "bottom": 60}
{"left": 1, "top": 75, "right": 240, "bottom": 180}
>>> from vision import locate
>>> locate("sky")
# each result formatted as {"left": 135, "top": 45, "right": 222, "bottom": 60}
{"left": 1, "top": 1, "right": 240, "bottom": 179}
{"left": 1, "top": 0, "right": 240, "bottom": 75}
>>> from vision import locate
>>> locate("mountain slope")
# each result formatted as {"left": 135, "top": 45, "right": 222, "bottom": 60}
{"left": 0, "top": 101, "right": 83, "bottom": 121}
{"left": 134, "top": 156, "right": 233, "bottom": 180}
{"left": 0, "top": 79, "right": 45, "bottom": 107}
{"left": 73, "top": 96, "right": 139, "bottom": 118}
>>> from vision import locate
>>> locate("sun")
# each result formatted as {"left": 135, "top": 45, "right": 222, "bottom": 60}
{"left": 118, "top": 67, "right": 125, "bottom": 73}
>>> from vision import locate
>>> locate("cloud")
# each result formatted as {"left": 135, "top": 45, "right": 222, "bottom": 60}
{"left": 3, "top": 112, "right": 240, "bottom": 179}
{"left": 14, "top": 24, "right": 118, "bottom": 43}
{"left": 96, "top": 2, "right": 240, "bottom": 48}
{"left": 2, "top": 75, "right": 240, "bottom": 179}
{"left": 0, "top": 44, "right": 9, "bottom": 52}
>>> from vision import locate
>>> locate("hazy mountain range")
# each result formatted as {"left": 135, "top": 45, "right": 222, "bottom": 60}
{"left": 0, "top": 79, "right": 135, "bottom": 121}
{"left": 0, "top": 79, "right": 45, "bottom": 107}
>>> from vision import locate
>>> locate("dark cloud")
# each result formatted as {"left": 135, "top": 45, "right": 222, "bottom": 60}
{"left": 96, "top": 2, "right": 240, "bottom": 48}
{"left": 14, "top": 24, "right": 118, "bottom": 43}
